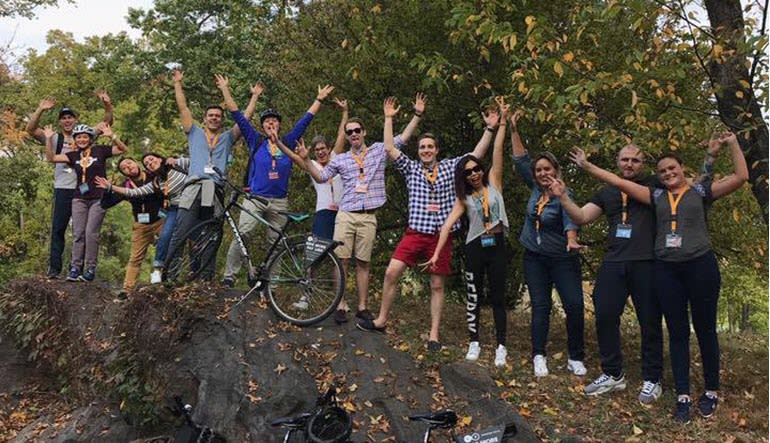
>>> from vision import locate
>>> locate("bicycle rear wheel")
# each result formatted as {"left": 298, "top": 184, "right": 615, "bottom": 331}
{"left": 164, "top": 219, "right": 222, "bottom": 284}
{"left": 265, "top": 240, "right": 344, "bottom": 326}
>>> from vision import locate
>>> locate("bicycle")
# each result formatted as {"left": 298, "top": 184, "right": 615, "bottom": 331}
{"left": 271, "top": 386, "right": 354, "bottom": 443}
{"left": 409, "top": 409, "right": 517, "bottom": 443}
{"left": 163, "top": 167, "right": 345, "bottom": 326}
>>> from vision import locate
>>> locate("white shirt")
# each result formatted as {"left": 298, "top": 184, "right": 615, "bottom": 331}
{"left": 311, "top": 153, "right": 342, "bottom": 212}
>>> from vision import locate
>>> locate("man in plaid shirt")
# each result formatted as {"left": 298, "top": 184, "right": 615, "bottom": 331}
{"left": 357, "top": 96, "right": 501, "bottom": 351}
{"left": 300, "top": 94, "right": 425, "bottom": 324}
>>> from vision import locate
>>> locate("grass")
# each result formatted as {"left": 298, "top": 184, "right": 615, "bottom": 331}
{"left": 381, "top": 291, "right": 769, "bottom": 442}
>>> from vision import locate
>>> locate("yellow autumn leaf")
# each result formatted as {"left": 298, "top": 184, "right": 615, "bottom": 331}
{"left": 460, "top": 415, "right": 473, "bottom": 426}
{"left": 341, "top": 39, "right": 348, "bottom": 49}
{"left": 712, "top": 44, "right": 723, "bottom": 57}
{"left": 370, "top": 4, "right": 381, "bottom": 13}
{"left": 736, "top": 90, "right": 744, "bottom": 98}
{"left": 733, "top": 208, "right": 741, "bottom": 222}
{"left": 509, "top": 34, "right": 518, "bottom": 49}
{"left": 579, "top": 91, "right": 588, "bottom": 104}
{"left": 525, "top": 16, "right": 535, "bottom": 25}
{"left": 562, "top": 51, "right": 574, "bottom": 62}
{"left": 631, "top": 90, "right": 638, "bottom": 107}
{"left": 632, "top": 424, "right": 643, "bottom": 435}
{"left": 739, "top": 79, "right": 751, "bottom": 89}
{"left": 553, "top": 61, "right": 564, "bottom": 77}
{"left": 543, "top": 407, "right": 558, "bottom": 416}
{"left": 342, "top": 401, "right": 357, "bottom": 412}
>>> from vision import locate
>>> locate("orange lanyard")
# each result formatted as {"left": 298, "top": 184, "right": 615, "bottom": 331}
{"left": 534, "top": 193, "right": 549, "bottom": 232}
{"left": 473, "top": 186, "right": 492, "bottom": 232}
{"left": 667, "top": 186, "right": 689, "bottom": 233}
{"left": 79, "top": 147, "right": 92, "bottom": 183}
{"left": 268, "top": 140, "right": 280, "bottom": 170}
{"left": 350, "top": 146, "right": 368, "bottom": 179}
{"left": 620, "top": 192, "right": 628, "bottom": 224}
{"left": 204, "top": 128, "right": 220, "bottom": 166}
{"left": 128, "top": 172, "right": 147, "bottom": 212}
{"left": 423, "top": 163, "right": 438, "bottom": 184}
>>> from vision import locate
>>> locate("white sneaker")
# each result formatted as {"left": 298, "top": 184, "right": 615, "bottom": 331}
{"left": 533, "top": 354, "right": 548, "bottom": 377}
{"left": 567, "top": 359, "right": 587, "bottom": 376}
{"left": 150, "top": 269, "right": 162, "bottom": 284}
{"left": 494, "top": 345, "right": 507, "bottom": 367}
{"left": 638, "top": 380, "right": 663, "bottom": 404}
{"left": 584, "top": 373, "right": 627, "bottom": 396}
{"left": 465, "top": 341, "right": 481, "bottom": 361}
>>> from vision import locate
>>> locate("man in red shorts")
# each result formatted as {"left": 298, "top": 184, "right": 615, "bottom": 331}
{"left": 357, "top": 95, "right": 501, "bottom": 351}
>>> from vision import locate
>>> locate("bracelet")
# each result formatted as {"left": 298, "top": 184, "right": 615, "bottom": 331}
{"left": 315, "top": 98, "right": 325, "bottom": 103}
{"left": 485, "top": 126, "right": 495, "bottom": 133}
{"left": 413, "top": 110, "right": 424, "bottom": 117}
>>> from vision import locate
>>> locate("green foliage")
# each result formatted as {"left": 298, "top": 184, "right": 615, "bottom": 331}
{"left": 0, "top": 0, "right": 71, "bottom": 18}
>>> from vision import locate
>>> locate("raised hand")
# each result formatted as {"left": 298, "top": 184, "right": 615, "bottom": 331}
{"left": 317, "top": 85, "right": 335, "bottom": 101}
{"left": 165, "top": 157, "right": 177, "bottom": 166}
{"left": 214, "top": 74, "right": 229, "bottom": 90}
{"left": 39, "top": 97, "right": 56, "bottom": 111}
{"left": 569, "top": 147, "right": 588, "bottom": 168}
{"left": 495, "top": 96, "right": 511, "bottom": 119}
{"left": 719, "top": 131, "right": 738, "bottom": 147}
{"left": 547, "top": 177, "right": 567, "bottom": 197}
{"left": 94, "top": 176, "right": 112, "bottom": 190}
{"left": 510, "top": 109, "right": 523, "bottom": 130}
{"left": 333, "top": 97, "right": 348, "bottom": 111}
{"left": 43, "top": 124, "right": 55, "bottom": 139}
{"left": 296, "top": 138, "right": 309, "bottom": 160}
{"left": 97, "top": 122, "right": 113, "bottom": 138}
{"left": 413, "top": 92, "right": 427, "bottom": 115}
{"left": 172, "top": 70, "right": 184, "bottom": 83}
{"left": 95, "top": 91, "right": 112, "bottom": 106}
{"left": 250, "top": 82, "right": 265, "bottom": 96}
{"left": 483, "top": 106, "right": 500, "bottom": 128}
{"left": 383, "top": 97, "right": 400, "bottom": 118}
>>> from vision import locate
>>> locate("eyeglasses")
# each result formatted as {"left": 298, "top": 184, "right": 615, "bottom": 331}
{"left": 463, "top": 165, "right": 483, "bottom": 177}
{"left": 345, "top": 127, "right": 363, "bottom": 136}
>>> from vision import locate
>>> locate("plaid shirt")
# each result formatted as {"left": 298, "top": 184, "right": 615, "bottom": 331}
{"left": 317, "top": 136, "right": 403, "bottom": 212}
{"left": 394, "top": 152, "right": 464, "bottom": 234}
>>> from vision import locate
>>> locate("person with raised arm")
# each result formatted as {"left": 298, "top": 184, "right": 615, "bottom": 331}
{"left": 43, "top": 122, "right": 127, "bottom": 282}
{"left": 27, "top": 92, "right": 113, "bottom": 279}
{"left": 217, "top": 75, "right": 334, "bottom": 288}
{"left": 356, "top": 96, "right": 501, "bottom": 355}
{"left": 568, "top": 132, "right": 748, "bottom": 423}
{"left": 294, "top": 94, "right": 424, "bottom": 325}
{"left": 509, "top": 110, "right": 586, "bottom": 378}
{"left": 96, "top": 153, "right": 190, "bottom": 287}
{"left": 420, "top": 97, "right": 509, "bottom": 365}
{"left": 164, "top": 70, "right": 260, "bottom": 281}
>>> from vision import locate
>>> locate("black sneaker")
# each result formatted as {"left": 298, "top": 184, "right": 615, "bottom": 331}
{"left": 356, "top": 317, "right": 386, "bottom": 334}
{"left": 427, "top": 341, "right": 442, "bottom": 352}
{"left": 333, "top": 309, "right": 348, "bottom": 325}
{"left": 355, "top": 309, "right": 374, "bottom": 321}
{"left": 66, "top": 266, "right": 81, "bottom": 282}
{"left": 697, "top": 393, "right": 718, "bottom": 418}
{"left": 221, "top": 277, "right": 235, "bottom": 288}
{"left": 674, "top": 398, "right": 692, "bottom": 423}
{"left": 46, "top": 267, "right": 60, "bottom": 279}
{"left": 81, "top": 267, "right": 96, "bottom": 282}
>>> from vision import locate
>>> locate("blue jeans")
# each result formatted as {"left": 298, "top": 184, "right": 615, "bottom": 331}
{"left": 312, "top": 209, "right": 337, "bottom": 240}
{"left": 153, "top": 206, "right": 178, "bottom": 268}
{"left": 524, "top": 250, "right": 585, "bottom": 360}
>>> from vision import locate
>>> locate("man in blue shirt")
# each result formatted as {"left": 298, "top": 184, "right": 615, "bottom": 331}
{"left": 217, "top": 74, "right": 334, "bottom": 287}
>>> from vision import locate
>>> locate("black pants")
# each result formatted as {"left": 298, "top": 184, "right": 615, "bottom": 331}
{"left": 166, "top": 189, "right": 223, "bottom": 280}
{"left": 593, "top": 260, "right": 663, "bottom": 382}
{"left": 464, "top": 232, "right": 508, "bottom": 345}
{"left": 48, "top": 188, "right": 75, "bottom": 274}
{"left": 655, "top": 252, "right": 721, "bottom": 395}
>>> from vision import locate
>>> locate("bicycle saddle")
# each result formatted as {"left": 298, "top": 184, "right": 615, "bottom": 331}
{"left": 270, "top": 412, "right": 313, "bottom": 428}
{"left": 278, "top": 210, "right": 311, "bottom": 223}
{"left": 408, "top": 409, "right": 458, "bottom": 427}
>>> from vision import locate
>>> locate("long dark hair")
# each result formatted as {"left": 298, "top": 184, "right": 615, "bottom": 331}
{"left": 454, "top": 155, "right": 489, "bottom": 198}
{"left": 141, "top": 152, "right": 169, "bottom": 181}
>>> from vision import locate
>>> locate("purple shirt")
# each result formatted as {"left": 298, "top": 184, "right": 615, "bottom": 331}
{"left": 316, "top": 136, "right": 404, "bottom": 212}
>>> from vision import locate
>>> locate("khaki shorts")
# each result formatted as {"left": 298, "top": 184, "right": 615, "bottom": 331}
{"left": 333, "top": 211, "right": 377, "bottom": 262}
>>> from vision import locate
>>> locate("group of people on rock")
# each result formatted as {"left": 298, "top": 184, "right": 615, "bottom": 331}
{"left": 29, "top": 72, "right": 748, "bottom": 424}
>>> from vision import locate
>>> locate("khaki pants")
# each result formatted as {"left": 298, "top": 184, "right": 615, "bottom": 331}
{"left": 223, "top": 196, "right": 288, "bottom": 280}
{"left": 123, "top": 218, "right": 164, "bottom": 289}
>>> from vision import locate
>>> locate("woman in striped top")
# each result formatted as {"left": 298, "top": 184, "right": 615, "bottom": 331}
{"left": 96, "top": 153, "right": 189, "bottom": 283}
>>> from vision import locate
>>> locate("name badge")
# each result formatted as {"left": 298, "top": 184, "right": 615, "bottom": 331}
{"left": 480, "top": 234, "right": 497, "bottom": 248}
{"left": 63, "top": 167, "right": 73, "bottom": 174}
{"left": 158, "top": 209, "right": 167, "bottom": 219}
{"left": 355, "top": 183, "right": 368, "bottom": 194}
{"left": 268, "top": 171, "right": 280, "bottom": 180}
{"left": 616, "top": 223, "right": 632, "bottom": 239}
{"left": 328, "top": 203, "right": 339, "bottom": 211}
{"left": 426, "top": 203, "right": 440, "bottom": 213}
{"left": 78, "top": 183, "right": 90, "bottom": 194}
{"left": 137, "top": 213, "right": 151, "bottom": 224}
{"left": 665, "top": 233, "right": 683, "bottom": 248}
{"left": 204, "top": 165, "right": 215, "bottom": 174}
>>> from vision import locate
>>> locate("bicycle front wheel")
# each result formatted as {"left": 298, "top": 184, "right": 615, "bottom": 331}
{"left": 266, "top": 240, "right": 344, "bottom": 326}
{"left": 164, "top": 219, "right": 222, "bottom": 284}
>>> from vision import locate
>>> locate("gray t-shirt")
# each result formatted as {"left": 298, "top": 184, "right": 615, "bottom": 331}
{"left": 464, "top": 184, "right": 509, "bottom": 244}
{"left": 52, "top": 132, "right": 77, "bottom": 189}
{"left": 651, "top": 179, "right": 713, "bottom": 262}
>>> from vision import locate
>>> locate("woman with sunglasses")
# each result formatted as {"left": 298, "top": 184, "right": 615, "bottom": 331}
{"left": 509, "top": 111, "right": 586, "bottom": 378}
{"left": 568, "top": 132, "right": 748, "bottom": 422}
{"left": 424, "top": 97, "right": 510, "bottom": 367}
{"left": 95, "top": 153, "right": 190, "bottom": 284}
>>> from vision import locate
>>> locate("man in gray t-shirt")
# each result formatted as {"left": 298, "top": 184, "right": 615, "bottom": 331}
{"left": 26, "top": 94, "right": 113, "bottom": 279}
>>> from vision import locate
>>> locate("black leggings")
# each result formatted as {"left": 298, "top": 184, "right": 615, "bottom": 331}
{"left": 464, "top": 232, "right": 508, "bottom": 345}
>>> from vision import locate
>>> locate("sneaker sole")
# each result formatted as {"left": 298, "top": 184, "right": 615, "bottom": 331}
{"left": 584, "top": 382, "right": 627, "bottom": 396}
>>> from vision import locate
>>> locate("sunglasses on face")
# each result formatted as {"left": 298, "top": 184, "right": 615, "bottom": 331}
{"left": 345, "top": 127, "right": 363, "bottom": 136}
{"left": 464, "top": 165, "right": 483, "bottom": 177}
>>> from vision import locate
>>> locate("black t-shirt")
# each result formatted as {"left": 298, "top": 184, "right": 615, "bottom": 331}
{"left": 589, "top": 176, "right": 657, "bottom": 262}
{"left": 650, "top": 179, "right": 713, "bottom": 262}
{"left": 65, "top": 145, "right": 113, "bottom": 200}
{"left": 122, "top": 174, "right": 164, "bottom": 224}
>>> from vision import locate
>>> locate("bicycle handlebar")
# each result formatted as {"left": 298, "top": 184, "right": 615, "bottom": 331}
{"left": 211, "top": 166, "right": 270, "bottom": 207}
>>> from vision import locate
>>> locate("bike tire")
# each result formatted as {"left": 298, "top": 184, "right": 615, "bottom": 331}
{"left": 163, "top": 219, "right": 222, "bottom": 284}
{"left": 265, "top": 240, "right": 344, "bottom": 326}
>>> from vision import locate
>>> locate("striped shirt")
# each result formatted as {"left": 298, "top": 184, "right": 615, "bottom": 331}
{"left": 123, "top": 158, "right": 189, "bottom": 207}
{"left": 316, "top": 136, "right": 403, "bottom": 212}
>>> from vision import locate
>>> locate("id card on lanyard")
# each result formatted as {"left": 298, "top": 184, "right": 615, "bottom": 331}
{"left": 352, "top": 147, "right": 368, "bottom": 193}
{"left": 268, "top": 140, "right": 281, "bottom": 180}
{"left": 534, "top": 193, "right": 549, "bottom": 245}
{"left": 424, "top": 163, "right": 440, "bottom": 212}
{"left": 664, "top": 187, "right": 689, "bottom": 248}
{"left": 203, "top": 128, "right": 220, "bottom": 174}
{"left": 476, "top": 187, "right": 496, "bottom": 247}
{"left": 78, "top": 147, "right": 92, "bottom": 194}
{"left": 615, "top": 192, "right": 633, "bottom": 239}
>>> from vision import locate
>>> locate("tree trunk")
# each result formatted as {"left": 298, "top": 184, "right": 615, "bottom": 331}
{"left": 704, "top": 0, "right": 769, "bottom": 223}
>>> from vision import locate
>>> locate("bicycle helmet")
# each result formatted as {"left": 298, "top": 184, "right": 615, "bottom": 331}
{"left": 259, "top": 108, "right": 282, "bottom": 124}
{"left": 72, "top": 124, "right": 96, "bottom": 139}
{"left": 306, "top": 405, "right": 352, "bottom": 443}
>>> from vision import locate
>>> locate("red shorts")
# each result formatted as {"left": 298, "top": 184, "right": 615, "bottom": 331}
{"left": 391, "top": 229, "right": 453, "bottom": 275}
